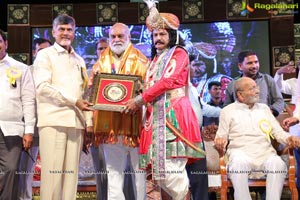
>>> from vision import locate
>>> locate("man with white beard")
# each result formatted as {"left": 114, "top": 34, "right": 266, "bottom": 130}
{"left": 88, "top": 23, "right": 148, "bottom": 200}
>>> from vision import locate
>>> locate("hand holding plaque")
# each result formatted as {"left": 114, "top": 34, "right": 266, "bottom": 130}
{"left": 88, "top": 73, "right": 143, "bottom": 112}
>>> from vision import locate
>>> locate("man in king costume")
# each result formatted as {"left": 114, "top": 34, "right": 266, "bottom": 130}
{"left": 88, "top": 23, "right": 148, "bottom": 200}
{"left": 124, "top": 0, "right": 205, "bottom": 199}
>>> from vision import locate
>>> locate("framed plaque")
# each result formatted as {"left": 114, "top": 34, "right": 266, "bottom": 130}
{"left": 89, "top": 73, "right": 142, "bottom": 112}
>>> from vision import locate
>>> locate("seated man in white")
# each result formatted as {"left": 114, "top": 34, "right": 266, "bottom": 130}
{"left": 214, "top": 77, "right": 300, "bottom": 200}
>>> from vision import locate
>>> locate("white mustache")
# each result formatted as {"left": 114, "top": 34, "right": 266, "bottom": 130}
{"left": 113, "top": 42, "right": 123, "bottom": 46}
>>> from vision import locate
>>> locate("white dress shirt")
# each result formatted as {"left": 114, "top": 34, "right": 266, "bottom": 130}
{"left": 274, "top": 72, "right": 297, "bottom": 104}
{"left": 33, "top": 43, "right": 92, "bottom": 129}
{"left": 294, "top": 70, "right": 300, "bottom": 120}
{"left": 274, "top": 71, "right": 300, "bottom": 136}
{"left": 0, "top": 54, "right": 36, "bottom": 137}
{"left": 216, "top": 101, "right": 290, "bottom": 167}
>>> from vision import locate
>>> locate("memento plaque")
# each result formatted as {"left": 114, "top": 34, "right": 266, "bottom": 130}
{"left": 89, "top": 73, "right": 142, "bottom": 112}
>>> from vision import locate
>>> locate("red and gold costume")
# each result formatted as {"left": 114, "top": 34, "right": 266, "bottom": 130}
{"left": 138, "top": 46, "right": 205, "bottom": 179}
{"left": 131, "top": 0, "right": 206, "bottom": 198}
{"left": 89, "top": 43, "right": 148, "bottom": 147}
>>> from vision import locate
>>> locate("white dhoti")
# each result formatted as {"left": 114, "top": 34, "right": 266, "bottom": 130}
{"left": 228, "top": 151, "right": 287, "bottom": 200}
{"left": 158, "top": 158, "right": 189, "bottom": 200}
{"left": 104, "top": 142, "right": 146, "bottom": 200}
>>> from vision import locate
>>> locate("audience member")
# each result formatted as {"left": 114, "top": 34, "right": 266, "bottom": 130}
{"left": 95, "top": 37, "right": 108, "bottom": 58}
{"left": 224, "top": 50, "right": 284, "bottom": 117}
{"left": 0, "top": 29, "right": 35, "bottom": 199}
{"left": 215, "top": 77, "right": 300, "bottom": 200}
{"left": 185, "top": 54, "right": 213, "bottom": 200}
{"left": 274, "top": 63, "right": 297, "bottom": 104}
{"left": 33, "top": 14, "right": 93, "bottom": 200}
{"left": 200, "top": 81, "right": 224, "bottom": 200}
{"left": 32, "top": 38, "right": 52, "bottom": 60}
{"left": 203, "top": 81, "right": 224, "bottom": 127}
{"left": 281, "top": 62, "right": 300, "bottom": 192}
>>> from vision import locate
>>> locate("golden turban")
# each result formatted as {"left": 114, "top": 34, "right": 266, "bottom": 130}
{"left": 144, "top": 0, "right": 180, "bottom": 31}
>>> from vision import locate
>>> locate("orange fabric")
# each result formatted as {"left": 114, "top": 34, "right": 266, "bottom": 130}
{"left": 89, "top": 43, "right": 148, "bottom": 147}
{"left": 146, "top": 11, "right": 180, "bottom": 31}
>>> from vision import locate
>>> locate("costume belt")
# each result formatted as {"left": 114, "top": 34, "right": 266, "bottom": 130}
{"left": 166, "top": 88, "right": 185, "bottom": 99}
{"left": 166, "top": 119, "right": 206, "bottom": 155}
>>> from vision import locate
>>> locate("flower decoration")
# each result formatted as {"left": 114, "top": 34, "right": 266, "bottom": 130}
{"left": 259, "top": 119, "right": 274, "bottom": 142}
{"left": 6, "top": 66, "right": 22, "bottom": 87}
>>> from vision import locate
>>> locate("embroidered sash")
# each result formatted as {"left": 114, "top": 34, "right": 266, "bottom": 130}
{"left": 150, "top": 46, "right": 177, "bottom": 180}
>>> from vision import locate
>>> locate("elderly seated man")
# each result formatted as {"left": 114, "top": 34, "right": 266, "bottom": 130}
{"left": 214, "top": 77, "right": 300, "bottom": 200}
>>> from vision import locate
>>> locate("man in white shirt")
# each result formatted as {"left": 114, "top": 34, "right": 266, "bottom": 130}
{"left": 214, "top": 77, "right": 300, "bottom": 200}
{"left": 0, "top": 29, "right": 35, "bottom": 199}
{"left": 274, "top": 63, "right": 297, "bottom": 105}
{"left": 282, "top": 63, "right": 300, "bottom": 193}
{"left": 33, "top": 14, "right": 93, "bottom": 200}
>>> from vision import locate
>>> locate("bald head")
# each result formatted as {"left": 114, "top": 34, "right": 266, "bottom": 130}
{"left": 109, "top": 23, "right": 130, "bottom": 36}
{"left": 109, "top": 23, "right": 131, "bottom": 56}
{"left": 234, "top": 77, "right": 254, "bottom": 94}
{"left": 234, "top": 77, "right": 260, "bottom": 107}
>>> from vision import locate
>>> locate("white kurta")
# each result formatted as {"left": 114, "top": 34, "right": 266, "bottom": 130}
{"left": 0, "top": 54, "right": 36, "bottom": 137}
{"left": 216, "top": 101, "right": 290, "bottom": 166}
{"left": 274, "top": 72, "right": 297, "bottom": 104}
{"left": 216, "top": 101, "right": 291, "bottom": 200}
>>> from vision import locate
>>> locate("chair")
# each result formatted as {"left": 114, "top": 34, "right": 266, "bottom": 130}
{"left": 219, "top": 103, "right": 299, "bottom": 200}
{"left": 219, "top": 146, "right": 298, "bottom": 200}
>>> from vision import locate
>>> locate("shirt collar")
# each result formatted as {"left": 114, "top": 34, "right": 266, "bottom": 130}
{"left": 0, "top": 54, "right": 9, "bottom": 65}
{"left": 235, "top": 100, "right": 258, "bottom": 110}
{"left": 53, "top": 42, "right": 75, "bottom": 54}
{"left": 238, "top": 72, "right": 262, "bottom": 80}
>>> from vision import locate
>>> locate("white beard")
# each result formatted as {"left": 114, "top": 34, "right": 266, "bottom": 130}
{"left": 58, "top": 39, "right": 72, "bottom": 47}
{"left": 246, "top": 95, "right": 259, "bottom": 104}
{"left": 110, "top": 40, "right": 130, "bottom": 56}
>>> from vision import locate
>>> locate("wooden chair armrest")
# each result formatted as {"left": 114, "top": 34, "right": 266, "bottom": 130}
{"left": 219, "top": 152, "right": 229, "bottom": 200}
{"left": 219, "top": 156, "right": 227, "bottom": 176}
{"left": 218, "top": 145, "right": 298, "bottom": 200}
{"left": 219, "top": 149, "right": 227, "bottom": 176}
{"left": 288, "top": 148, "right": 296, "bottom": 167}
{"left": 288, "top": 148, "right": 296, "bottom": 183}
